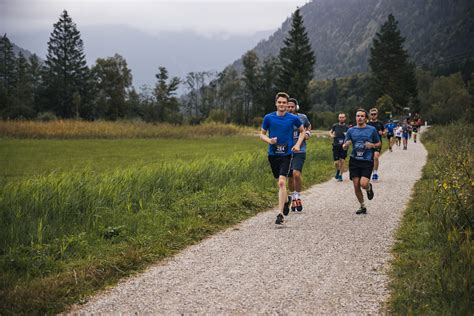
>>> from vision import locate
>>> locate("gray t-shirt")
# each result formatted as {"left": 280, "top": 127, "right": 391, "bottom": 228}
{"left": 292, "top": 113, "right": 311, "bottom": 152}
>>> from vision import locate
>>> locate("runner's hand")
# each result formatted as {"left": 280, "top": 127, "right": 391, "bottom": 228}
{"left": 292, "top": 145, "right": 300, "bottom": 153}
{"left": 270, "top": 137, "right": 277, "bottom": 144}
{"left": 342, "top": 140, "right": 351, "bottom": 150}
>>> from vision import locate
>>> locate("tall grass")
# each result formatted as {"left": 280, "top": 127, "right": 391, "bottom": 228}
{"left": 0, "top": 120, "right": 253, "bottom": 139}
{"left": 0, "top": 138, "right": 333, "bottom": 314}
{"left": 389, "top": 123, "right": 473, "bottom": 314}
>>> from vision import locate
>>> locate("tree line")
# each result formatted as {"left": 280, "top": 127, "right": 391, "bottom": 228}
{"left": 1, "top": 9, "right": 472, "bottom": 126}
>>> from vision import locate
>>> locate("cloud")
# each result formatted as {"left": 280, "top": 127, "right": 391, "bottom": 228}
{"left": 1, "top": 0, "right": 309, "bottom": 36}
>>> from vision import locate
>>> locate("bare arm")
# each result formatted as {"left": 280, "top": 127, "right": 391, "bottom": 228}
{"left": 260, "top": 129, "right": 276, "bottom": 145}
{"left": 292, "top": 125, "right": 305, "bottom": 152}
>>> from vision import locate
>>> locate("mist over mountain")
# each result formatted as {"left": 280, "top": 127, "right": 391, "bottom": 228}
{"left": 233, "top": 0, "right": 474, "bottom": 79}
{"left": 7, "top": 26, "right": 273, "bottom": 90}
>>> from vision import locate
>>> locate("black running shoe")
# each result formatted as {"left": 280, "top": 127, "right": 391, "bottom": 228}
{"left": 296, "top": 199, "right": 303, "bottom": 212}
{"left": 283, "top": 195, "right": 292, "bottom": 216}
{"left": 356, "top": 207, "right": 367, "bottom": 214}
{"left": 275, "top": 213, "right": 284, "bottom": 224}
{"left": 291, "top": 198, "right": 297, "bottom": 212}
{"left": 367, "top": 183, "right": 374, "bottom": 200}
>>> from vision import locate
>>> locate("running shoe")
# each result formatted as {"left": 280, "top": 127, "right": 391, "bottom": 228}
{"left": 367, "top": 183, "right": 374, "bottom": 200}
{"left": 356, "top": 206, "right": 367, "bottom": 214}
{"left": 296, "top": 199, "right": 303, "bottom": 212}
{"left": 335, "top": 171, "right": 339, "bottom": 179}
{"left": 372, "top": 173, "right": 378, "bottom": 181}
{"left": 291, "top": 198, "right": 297, "bottom": 212}
{"left": 275, "top": 213, "right": 284, "bottom": 224}
{"left": 337, "top": 175, "right": 343, "bottom": 182}
{"left": 283, "top": 195, "right": 292, "bottom": 216}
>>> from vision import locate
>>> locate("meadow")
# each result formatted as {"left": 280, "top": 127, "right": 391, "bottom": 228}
{"left": 0, "top": 121, "right": 334, "bottom": 314}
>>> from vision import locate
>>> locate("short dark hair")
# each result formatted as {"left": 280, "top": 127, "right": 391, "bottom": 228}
{"left": 288, "top": 98, "right": 298, "bottom": 105}
{"left": 275, "top": 92, "right": 289, "bottom": 102}
{"left": 356, "top": 108, "right": 368, "bottom": 117}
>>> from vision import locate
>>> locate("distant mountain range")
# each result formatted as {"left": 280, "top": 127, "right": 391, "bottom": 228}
{"left": 233, "top": 0, "right": 474, "bottom": 79}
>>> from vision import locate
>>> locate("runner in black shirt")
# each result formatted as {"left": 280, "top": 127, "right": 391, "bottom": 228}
{"left": 367, "top": 108, "right": 384, "bottom": 181}
{"left": 329, "top": 113, "right": 349, "bottom": 182}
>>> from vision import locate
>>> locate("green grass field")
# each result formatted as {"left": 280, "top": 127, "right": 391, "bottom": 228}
{"left": 0, "top": 137, "right": 264, "bottom": 182}
{"left": 0, "top": 133, "right": 334, "bottom": 314}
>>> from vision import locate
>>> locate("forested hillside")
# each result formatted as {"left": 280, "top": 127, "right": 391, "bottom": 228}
{"left": 235, "top": 0, "right": 474, "bottom": 79}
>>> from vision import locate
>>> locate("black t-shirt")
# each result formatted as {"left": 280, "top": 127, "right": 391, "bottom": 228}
{"left": 331, "top": 123, "right": 349, "bottom": 146}
{"left": 367, "top": 120, "right": 384, "bottom": 141}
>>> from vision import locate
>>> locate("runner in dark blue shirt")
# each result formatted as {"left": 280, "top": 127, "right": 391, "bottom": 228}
{"left": 343, "top": 108, "right": 380, "bottom": 215}
{"left": 384, "top": 120, "right": 397, "bottom": 152}
{"left": 330, "top": 113, "right": 349, "bottom": 182}
{"left": 261, "top": 92, "right": 305, "bottom": 225}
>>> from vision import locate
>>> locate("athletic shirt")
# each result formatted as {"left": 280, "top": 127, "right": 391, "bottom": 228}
{"left": 395, "top": 126, "right": 403, "bottom": 137}
{"left": 330, "top": 123, "right": 349, "bottom": 146}
{"left": 385, "top": 122, "right": 396, "bottom": 134}
{"left": 262, "top": 112, "right": 302, "bottom": 156}
{"left": 344, "top": 125, "right": 379, "bottom": 161}
{"left": 292, "top": 113, "right": 311, "bottom": 152}
{"left": 367, "top": 120, "right": 384, "bottom": 142}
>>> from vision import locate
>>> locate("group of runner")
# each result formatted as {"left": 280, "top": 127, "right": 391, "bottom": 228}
{"left": 260, "top": 92, "right": 420, "bottom": 224}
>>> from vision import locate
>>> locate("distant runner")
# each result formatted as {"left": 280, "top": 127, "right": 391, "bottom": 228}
{"left": 287, "top": 98, "right": 312, "bottom": 212}
{"left": 329, "top": 113, "right": 349, "bottom": 182}
{"left": 395, "top": 123, "right": 403, "bottom": 147}
{"left": 342, "top": 108, "right": 380, "bottom": 214}
{"left": 402, "top": 122, "right": 409, "bottom": 150}
{"left": 384, "top": 120, "right": 397, "bottom": 152}
{"left": 367, "top": 108, "right": 384, "bottom": 181}
{"left": 260, "top": 92, "right": 305, "bottom": 225}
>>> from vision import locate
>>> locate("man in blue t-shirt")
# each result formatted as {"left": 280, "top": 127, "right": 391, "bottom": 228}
{"left": 261, "top": 92, "right": 305, "bottom": 225}
{"left": 384, "top": 120, "right": 397, "bottom": 152}
{"left": 342, "top": 108, "right": 381, "bottom": 215}
{"left": 287, "top": 98, "right": 312, "bottom": 212}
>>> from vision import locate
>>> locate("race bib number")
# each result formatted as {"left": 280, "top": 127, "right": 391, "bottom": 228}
{"left": 273, "top": 143, "right": 288, "bottom": 155}
{"left": 354, "top": 141, "right": 366, "bottom": 158}
{"left": 338, "top": 138, "right": 344, "bottom": 145}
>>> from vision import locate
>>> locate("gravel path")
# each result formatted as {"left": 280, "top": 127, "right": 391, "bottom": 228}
{"left": 72, "top": 133, "right": 427, "bottom": 314}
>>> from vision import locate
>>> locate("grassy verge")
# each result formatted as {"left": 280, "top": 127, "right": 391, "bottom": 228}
{"left": 0, "top": 136, "right": 333, "bottom": 314}
{"left": 388, "top": 123, "right": 473, "bottom": 314}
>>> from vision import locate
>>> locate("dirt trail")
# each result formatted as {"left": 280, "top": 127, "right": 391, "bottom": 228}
{"left": 72, "top": 132, "right": 427, "bottom": 314}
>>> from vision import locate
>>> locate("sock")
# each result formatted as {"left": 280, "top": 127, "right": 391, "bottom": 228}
{"left": 292, "top": 191, "right": 297, "bottom": 200}
{"left": 360, "top": 202, "right": 366, "bottom": 208}
{"left": 373, "top": 170, "right": 378, "bottom": 175}
{"left": 336, "top": 169, "right": 340, "bottom": 176}
{"left": 296, "top": 192, "right": 301, "bottom": 200}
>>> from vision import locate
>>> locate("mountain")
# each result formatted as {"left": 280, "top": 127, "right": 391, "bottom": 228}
{"left": 11, "top": 42, "right": 39, "bottom": 60}
{"left": 233, "top": 0, "right": 474, "bottom": 79}
{"left": 7, "top": 26, "right": 273, "bottom": 90}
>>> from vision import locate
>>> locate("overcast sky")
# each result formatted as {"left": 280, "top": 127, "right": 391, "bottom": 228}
{"left": 1, "top": 0, "right": 310, "bottom": 37}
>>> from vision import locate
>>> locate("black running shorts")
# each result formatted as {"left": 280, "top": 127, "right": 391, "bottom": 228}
{"left": 332, "top": 145, "right": 347, "bottom": 161}
{"left": 349, "top": 157, "right": 374, "bottom": 180}
{"left": 268, "top": 155, "right": 292, "bottom": 179}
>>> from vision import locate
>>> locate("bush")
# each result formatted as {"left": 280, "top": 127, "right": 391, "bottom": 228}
{"left": 36, "top": 112, "right": 58, "bottom": 122}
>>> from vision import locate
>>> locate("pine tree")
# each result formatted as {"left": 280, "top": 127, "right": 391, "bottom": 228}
{"left": 44, "top": 10, "right": 89, "bottom": 118}
{"left": 277, "top": 8, "right": 316, "bottom": 112}
{"left": 0, "top": 34, "right": 16, "bottom": 112}
{"left": 368, "top": 14, "right": 418, "bottom": 113}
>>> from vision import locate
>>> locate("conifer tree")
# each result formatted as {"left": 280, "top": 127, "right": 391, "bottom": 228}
{"left": 368, "top": 14, "right": 418, "bottom": 112}
{"left": 277, "top": 8, "right": 316, "bottom": 112}
{"left": 0, "top": 34, "right": 16, "bottom": 112}
{"left": 44, "top": 10, "right": 89, "bottom": 118}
